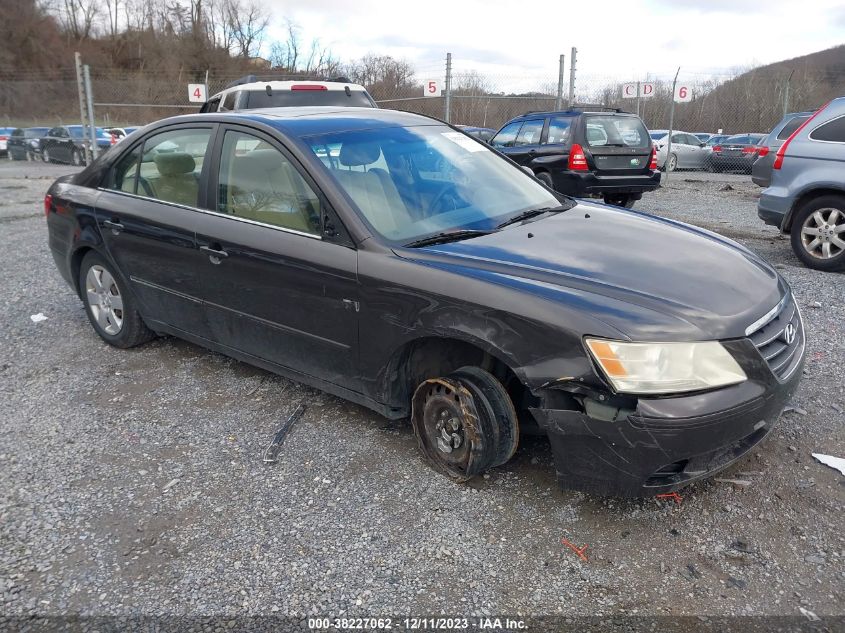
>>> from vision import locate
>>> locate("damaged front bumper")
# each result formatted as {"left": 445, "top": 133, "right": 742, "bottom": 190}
{"left": 529, "top": 339, "right": 804, "bottom": 497}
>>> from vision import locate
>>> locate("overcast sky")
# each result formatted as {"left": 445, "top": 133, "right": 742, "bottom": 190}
{"left": 262, "top": 0, "right": 845, "bottom": 86}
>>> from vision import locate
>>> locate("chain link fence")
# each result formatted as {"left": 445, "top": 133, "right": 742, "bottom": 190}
{"left": 3, "top": 54, "right": 843, "bottom": 147}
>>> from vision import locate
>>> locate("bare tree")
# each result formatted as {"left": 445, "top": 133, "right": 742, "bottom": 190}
{"left": 50, "top": 0, "right": 98, "bottom": 40}
{"left": 225, "top": 0, "right": 268, "bottom": 58}
{"left": 269, "top": 19, "right": 300, "bottom": 70}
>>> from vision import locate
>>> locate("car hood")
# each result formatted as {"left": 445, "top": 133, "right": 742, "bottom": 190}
{"left": 398, "top": 202, "right": 785, "bottom": 341}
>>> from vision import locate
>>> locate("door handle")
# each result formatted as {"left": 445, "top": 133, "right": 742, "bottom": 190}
{"left": 103, "top": 219, "right": 124, "bottom": 234}
{"left": 200, "top": 245, "right": 229, "bottom": 264}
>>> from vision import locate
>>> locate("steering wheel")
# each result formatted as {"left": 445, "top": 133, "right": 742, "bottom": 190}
{"left": 429, "top": 184, "right": 463, "bottom": 214}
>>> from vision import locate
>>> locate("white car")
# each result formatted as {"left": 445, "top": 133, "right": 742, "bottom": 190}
{"left": 200, "top": 76, "right": 377, "bottom": 113}
{"left": 0, "top": 127, "right": 13, "bottom": 155}
{"left": 650, "top": 129, "right": 710, "bottom": 171}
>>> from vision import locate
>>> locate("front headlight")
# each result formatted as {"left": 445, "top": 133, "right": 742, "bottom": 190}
{"left": 585, "top": 338, "right": 747, "bottom": 395}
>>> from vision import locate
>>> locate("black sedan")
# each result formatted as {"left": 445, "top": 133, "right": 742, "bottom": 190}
{"left": 710, "top": 133, "right": 766, "bottom": 173}
{"left": 45, "top": 108, "right": 805, "bottom": 497}
{"left": 41, "top": 125, "right": 114, "bottom": 165}
{"left": 7, "top": 127, "right": 50, "bottom": 161}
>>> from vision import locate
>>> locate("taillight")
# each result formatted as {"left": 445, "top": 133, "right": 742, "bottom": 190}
{"left": 712, "top": 145, "right": 722, "bottom": 153}
{"left": 774, "top": 102, "right": 829, "bottom": 170}
{"left": 110, "top": 133, "right": 117, "bottom": 145}
{"left": 44, "top": 194, "right": 52, "bottom": 217}
{"left": 757, "top": 146, "right": 770, "bottom": 157}
{"left": 568, "top": 143, "right": 588, "bottom": 171}
{"left": 0, "top": 135, "right": 7, "bottom": 141}
{"left": 648, "top": 145, "right": 657, "bottom": 170}
{"left": 741, "top": 146, "right": 757, "bottom": 155}
{"left": 290, "top": 84, "right": 328, "bottom": 91}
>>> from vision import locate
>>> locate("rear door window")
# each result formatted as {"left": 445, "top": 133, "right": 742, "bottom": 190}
{"left": 778, "top": 115, "right": 811, "bottom": 140}
{"left": 544, "top": 117, "right": 571, "bottom": 144}
{"left": 490, "top": 121, "right": 523, "bottom": 148}
{"left": 220, "top": 91, "right": 238, "bottom": 112}
{"left": 584, "top": 116, "right": 650, "bottom": 148}
{"left": 138, "top": 128, "right": 212, "bottom": 207}
{"left": 514, "top": 120, "right": 544, "bottom": 146}
{"left": 108, "top": 144, "right": 142, "bottom": 194}
{"left": 809, "top": 116, "right": 845, "bottom": 143}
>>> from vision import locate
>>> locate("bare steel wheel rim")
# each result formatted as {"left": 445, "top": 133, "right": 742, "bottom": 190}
{"left": 85, "top": 265, "right": 124, "bottom": 335}
{"left": 800, "top": 208, "right": 845, "bottom": 260}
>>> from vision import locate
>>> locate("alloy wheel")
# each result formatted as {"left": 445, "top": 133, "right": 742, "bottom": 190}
{"left": 667, "top": 153, "right": 677, "bottom": 171}
{"left": 800, "top": 207, "right": 845, "bottom": 260}
{"left": 85, "top": 265, "right": 124, "bottom": 335}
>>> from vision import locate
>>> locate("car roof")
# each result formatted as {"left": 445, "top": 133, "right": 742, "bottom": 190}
{"left": 511, "top": 110, "right": 634, "bottom": 120}
{"left": 212, "top": 80, "right": 368, "bottom": 97}
{"left": 152, "top": 107, "right": 442, "bottom": 137}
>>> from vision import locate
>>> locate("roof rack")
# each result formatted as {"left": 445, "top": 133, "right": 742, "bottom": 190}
{"left": 520, "top": 104, "right": 630, "bottom": 117}
{"left": 223, "top": 75, "right": 258, "bottom": 90}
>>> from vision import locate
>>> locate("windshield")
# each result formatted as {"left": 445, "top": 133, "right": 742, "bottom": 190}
{"left": 304, "top": 125, "right": 560, "bottom": 243}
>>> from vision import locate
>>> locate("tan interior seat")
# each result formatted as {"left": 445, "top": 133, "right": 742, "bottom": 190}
{"left": 224, "top": 149, "right": 318, "bottom": 233}
{"left": 150, "top": 152, "right": 198, "bottom": 207}
{"left": 333, "top": 142, "right": 413, "bottom": 236}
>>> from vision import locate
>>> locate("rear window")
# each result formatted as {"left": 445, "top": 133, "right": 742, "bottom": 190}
{"left": 245, "top": 89, "right": 373, "bottom": 109}
{"left": 585, "top": 116, "right": 650, "bottom": 148}
{"left": 24, "top": 128, "right": 47, "bottom": 138}
{"left": 777, "top": 115, "right": 811, "bottom": 140}
{"left": 650, "top": 131, "right": 668, "bottom": 141}
{"left": 724, "top": 135, "right": 749, "bottom": 144}
{"left": 809, "top": 115, "right": 845, "bottom": 143}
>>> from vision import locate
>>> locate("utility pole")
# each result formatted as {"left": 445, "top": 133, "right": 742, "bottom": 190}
{"left": 636, "top": 81, "right": 641, "bottom": 117}
{"left": 74, "top": 53, "right": 90, "bottom": 163}
{"left": 568, "top": 47, "right": 577, "bottom": 106}
{"left": 83, "top": 64, "right": 98, "bottom": 162}
{"left": 556, "top": 54, "right": 565, "bottom": 110}
{"left": 444, "top": 52, "right": 452, "bottom": 123}
{"left": 665, "top": 66, "right": 681, "bottom": 185}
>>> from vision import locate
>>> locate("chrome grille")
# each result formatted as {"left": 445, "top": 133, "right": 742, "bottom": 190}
{"left": 747, "top": 295, "right": 803, "bottom": 380}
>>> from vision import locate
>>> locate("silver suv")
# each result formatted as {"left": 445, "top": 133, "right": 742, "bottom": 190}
{"left": 758, "top": 96, "right": 845, "bottom": 271}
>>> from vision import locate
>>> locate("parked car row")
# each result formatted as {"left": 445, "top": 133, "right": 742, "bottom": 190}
{"left": 5, "top": 125, "right": 140, "bottom": 165}
{"left": 649, "top": 129, "right": 764, "bottom": 173}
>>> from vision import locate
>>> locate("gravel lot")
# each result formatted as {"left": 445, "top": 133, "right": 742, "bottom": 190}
{"left": 1, "top": 161, "right": 843, "bottom": 626}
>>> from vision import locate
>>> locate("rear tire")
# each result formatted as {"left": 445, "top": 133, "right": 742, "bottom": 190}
{"left": 789, "top": 195, "right": 845, "bottom": 272}
{"left": 665, "top": 153, "right": 677, "bottom": 172}
{"left": 603, "top": 195, "right": 635, "bottom": 208}
{"left": 78, "top": 251, "right": 156, "bottom": 348}
{"left": 71, "top": 149, "right": 83, "bottom": 166}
